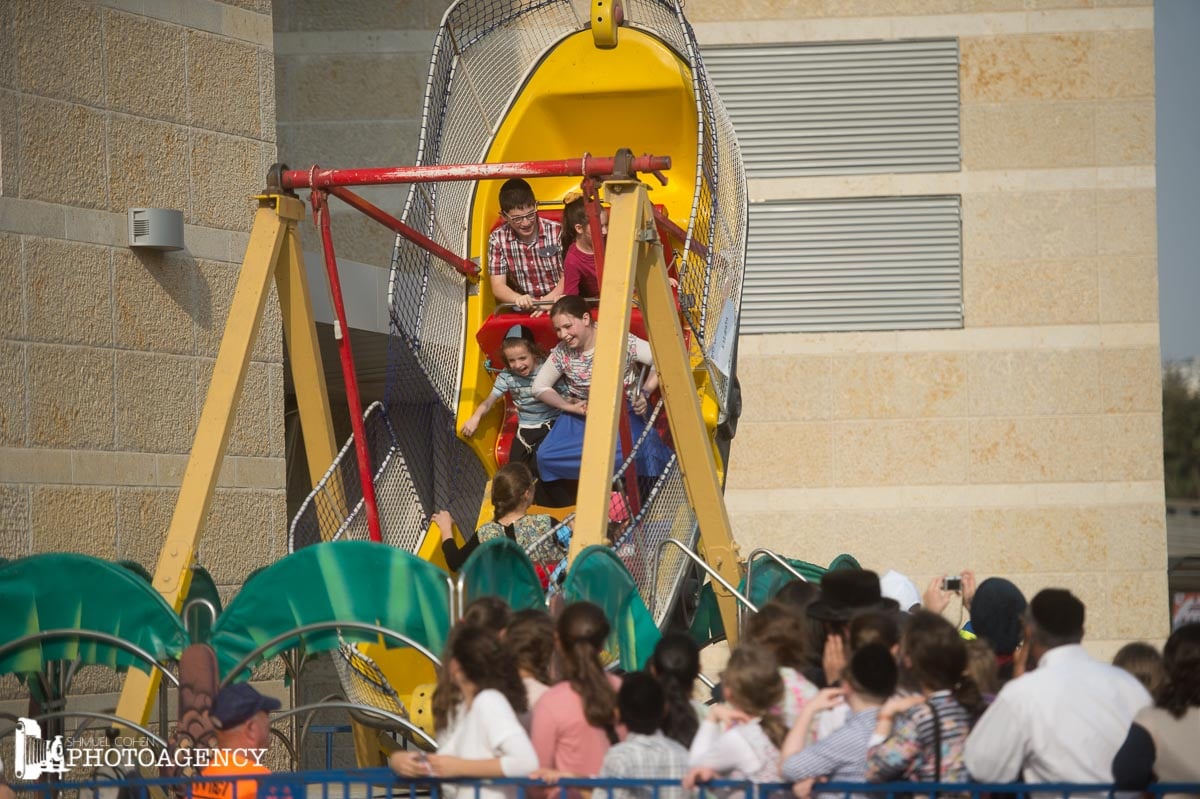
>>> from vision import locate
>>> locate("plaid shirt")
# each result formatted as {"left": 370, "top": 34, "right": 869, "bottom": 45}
{"left": 599, "top": 732, "right": 690, "bottom": 799}
{"left": 488, "top": 217, "right": 563, "bottom": 298}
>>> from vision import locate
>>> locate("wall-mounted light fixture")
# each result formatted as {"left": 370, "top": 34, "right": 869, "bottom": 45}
{"left": 128, "top": 208, "right": 185, "bottom": 251}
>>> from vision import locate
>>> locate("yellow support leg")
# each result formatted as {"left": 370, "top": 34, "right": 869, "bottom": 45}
{"left": 115, "top": 194, "right": 328, "bottom": 725}
{"left": 567, "top": 185, "right": 641, "bottom": 563}
{"left": 276, "top": 217, "right": 344, "bottom": 535}
{"left": 600, "top": 180, "right": 744, "bottom": 644}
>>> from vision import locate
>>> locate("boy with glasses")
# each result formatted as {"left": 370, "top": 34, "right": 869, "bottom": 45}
{"left": 489, "top": 178, "right": 563, "bottom": 313}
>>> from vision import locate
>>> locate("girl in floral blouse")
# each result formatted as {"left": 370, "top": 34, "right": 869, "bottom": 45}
{"left": 865, "top": 611, "right": 985, "bottom": 785}
{"left": 434, "top": 462, "right": 567, "bottom": 579}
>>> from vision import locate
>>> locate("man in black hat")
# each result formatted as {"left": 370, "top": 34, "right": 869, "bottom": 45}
{"left": 191, "top": 683, "right": 281, "bottom": 799}
{"left": 964, "top": 588, "right": 1150, "bottom": 786}
{"left": 807, "top": 569, "right": 885, "bottom": 688}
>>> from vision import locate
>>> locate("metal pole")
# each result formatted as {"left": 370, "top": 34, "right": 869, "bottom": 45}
{"left": 326, "top": 185, "right": 478, "bottom": 278}
{"left": 281, "top": 154, "right": 671, "bottom": 190}
{"left": 314, "top": 191, "right": 383, "bottom": 543}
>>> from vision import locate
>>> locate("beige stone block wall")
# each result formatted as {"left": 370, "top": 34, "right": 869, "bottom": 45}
{"left": 273, "top": 1, "right": 447, "bottom": 272}
{"left": 0, "top": 0, "right": 284, "bottom": 618}
{"left": 699, "top": 0, "right": 1166, "bottom": 651}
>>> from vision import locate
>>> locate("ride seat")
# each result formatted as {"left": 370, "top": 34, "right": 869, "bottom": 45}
{"left": 476, "top": 206, "right": 684, "bottom": 467}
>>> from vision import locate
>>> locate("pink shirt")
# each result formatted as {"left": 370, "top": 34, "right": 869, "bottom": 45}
{"left": 563, "top": 244, "right": 599, "bottom": 298}
{"left": 530, "top": 675, "right": 622, "bottom": 776}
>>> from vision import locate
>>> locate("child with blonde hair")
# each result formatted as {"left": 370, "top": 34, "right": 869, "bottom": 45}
{"left": 684, "top": 646, "right": 787, "bottom": 786}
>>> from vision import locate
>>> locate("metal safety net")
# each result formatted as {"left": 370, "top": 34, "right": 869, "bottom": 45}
{"left": 290, "top": 0, "right": 747, "bottom": 627}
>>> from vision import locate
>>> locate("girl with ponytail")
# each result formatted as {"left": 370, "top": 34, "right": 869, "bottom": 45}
{"left": 433, "top": 462, "right": 568, "bottom": 580}
{"left": 649, "top": 632, "right": 703, "bottom": 747}
{"left": 529, "top": 601, "right": 622, "bottom": 780}
{"left": 684, "top": 646, "right": 786, "bottom": 786}
{"left": 865, "top": 610, "right": 981, "bottom": 785}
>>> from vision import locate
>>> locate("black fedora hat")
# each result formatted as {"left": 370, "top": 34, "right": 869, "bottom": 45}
{"left": 807, "top": 569, "right": 884, "bottom": 622}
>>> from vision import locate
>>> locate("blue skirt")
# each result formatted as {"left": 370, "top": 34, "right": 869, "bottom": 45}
{"left": 537, "top": 402, "right": 674, "bottom": 482}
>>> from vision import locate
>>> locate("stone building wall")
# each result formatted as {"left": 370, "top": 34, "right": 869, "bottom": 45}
{"left": 0, "top": 0, "right": 286, "bottom": 716}
{"left": 273, "top": 1, "right": 444, "bottom": 274}
{"left": 695, "top": 0, "right": 1165, "bottom": 655}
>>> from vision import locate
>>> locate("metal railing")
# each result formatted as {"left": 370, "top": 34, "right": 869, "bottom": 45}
{"left": 740, "top": 547, "right": 808, "bottom": 631}
{"left": 649, "top": 538, "right": 756, "bottom": 621}
{"left": 11, "top": 769, "right": 1200, "bottom": 799}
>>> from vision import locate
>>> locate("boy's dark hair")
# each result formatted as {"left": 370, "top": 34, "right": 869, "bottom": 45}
{"left": 849, "top": 608, "right": 902, "bottom": 652}
{"left": 617, "top": 672, "right": 665, "bottom": 735}
{"left": 1027, "top": 588, "right": 1085, "bottom": 648}
{"left": 845, "top": 642, "right": 898, "bottom": 702}
{"left": 499, "top": 178, "right": 537, "bottom": 213}
{"left": 773, "top": 580, "right": 819, "bottom": 614}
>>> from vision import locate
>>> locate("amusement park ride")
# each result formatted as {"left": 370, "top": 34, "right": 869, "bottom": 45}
{"left": 0, "top": 0, "right": 855, "bottom": 772}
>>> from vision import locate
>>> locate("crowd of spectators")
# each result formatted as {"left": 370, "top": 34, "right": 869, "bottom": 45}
{"left": 389, "top": 570, "right": 1200, "bottom": 796}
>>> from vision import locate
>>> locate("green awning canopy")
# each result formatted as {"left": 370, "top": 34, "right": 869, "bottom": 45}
{"left": 0, "top": 553, "right": 188, "bottom": 676}
{"left": 459, "top": 538, "right": 545, "bottom": 613}
{"left": 208, "top": 540, "right": 452, "bottom": 680}
{"left": 563, "top": 545, "right": 660, "bottom": 671}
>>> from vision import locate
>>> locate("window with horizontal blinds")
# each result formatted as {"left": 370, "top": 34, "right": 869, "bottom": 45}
{"left": 703, "top": 40, "right": 960, "bottom": 177}
{"left": 742, "top": 196, "right": 962, "bottom": 334}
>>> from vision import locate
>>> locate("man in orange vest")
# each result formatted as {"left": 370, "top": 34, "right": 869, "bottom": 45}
{"left": 191, "top": 683, "right": 280, "bottom": 799}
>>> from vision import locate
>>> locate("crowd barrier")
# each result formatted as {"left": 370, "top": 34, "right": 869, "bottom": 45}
{"left": 10, "top": 769, "right": 1200, "bottom": 799}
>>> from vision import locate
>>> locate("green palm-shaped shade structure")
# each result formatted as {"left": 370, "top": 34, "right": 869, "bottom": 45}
{"left": 458, "top": 538, "right": 545, "bottom": 613}
{"left": 208, "top": 540, "right": 452, "bottom": 680}
{"left": 0, "top": 553, "right": 188, "bottom": 675}
{"left": 563, "top": 545, "right": 661, "bottom": 671}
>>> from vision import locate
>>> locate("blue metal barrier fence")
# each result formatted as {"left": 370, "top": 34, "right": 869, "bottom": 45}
{"left": 10, "top": 770, "right": 1200, "bottom": 799}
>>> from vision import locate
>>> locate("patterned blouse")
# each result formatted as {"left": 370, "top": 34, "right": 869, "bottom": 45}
{"left": 547, "top": 335, "right": 649, "bottom": 402}
{"left": 776, "top": 666, "right": 820, "bottom": 729}
{"left": 441, "top": 513, "right": 566, "bottom": 572}
{"left": 476, "top": 514, "right": 560, "bottom": 553}
{"left": 865, "top": 690, "right": 973, "bottom": 783}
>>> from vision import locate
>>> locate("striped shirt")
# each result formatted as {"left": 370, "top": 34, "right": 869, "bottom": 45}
{"left": 488, "top": 217, "right": 563, "bottom": 298}
{"left": 782, "top": 708, "right": 878, "bottom": 799}
{"left": 599, "top": 732, "right": 690, "bottom": 799}
{"left": 490, "top": 365, "right": 562, "bottom": 427}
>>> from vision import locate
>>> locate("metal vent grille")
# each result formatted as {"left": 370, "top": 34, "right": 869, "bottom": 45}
{"left": 742, "top": 196, "right": 962, "bottom": 333}
{"left": 132, "top": 218, "right": 150, "bottom": 238}
{"left": 703, "top": 39, "right": 960, "bottom": 177}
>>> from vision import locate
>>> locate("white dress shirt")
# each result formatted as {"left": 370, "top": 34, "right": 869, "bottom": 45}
{"left": 964, "top": 644, "right": 1151, "bottom": 785}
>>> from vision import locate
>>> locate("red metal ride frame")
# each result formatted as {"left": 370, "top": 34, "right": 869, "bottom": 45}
{"left": 313, "top": 190, "right": 384, "bottom": 543}
{"left": 292, "top": 153, "right": 671, "bottom": 543}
